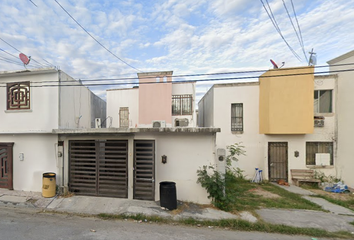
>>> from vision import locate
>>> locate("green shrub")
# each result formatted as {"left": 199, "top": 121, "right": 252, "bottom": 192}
{"left": 196, "top": 143, "right": 245, "bottom": 211}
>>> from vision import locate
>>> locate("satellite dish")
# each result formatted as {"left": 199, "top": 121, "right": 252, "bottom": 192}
{"left": 19, "top": 53, "right": 31, "bottom": 65}
{"left": 270, "top": 59, "right": 278, "bottom": 69}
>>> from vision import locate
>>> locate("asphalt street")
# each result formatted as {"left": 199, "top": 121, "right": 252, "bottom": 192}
{"left": 0, "top": 206, "right": 337, "bottom": 240}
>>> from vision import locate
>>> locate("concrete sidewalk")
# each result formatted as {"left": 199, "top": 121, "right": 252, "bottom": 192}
{"left": 1, "top": 185, "right": 354, "bottom": 233}
{"left": 0, "top": 188, "right": 256, "bottom": 222}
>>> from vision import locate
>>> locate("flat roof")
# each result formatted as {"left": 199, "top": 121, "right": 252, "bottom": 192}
{"left": 0, "top": 67, "right": 57, "bottom": 77}
{"left": 53, "top": 127, "right": 221, "bottom": 135}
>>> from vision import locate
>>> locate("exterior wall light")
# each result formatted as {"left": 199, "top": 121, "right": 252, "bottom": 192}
{"left": 162, "top": 155, "right": 167, "bottom": 164}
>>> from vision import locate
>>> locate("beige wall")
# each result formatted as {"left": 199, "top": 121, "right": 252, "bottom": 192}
{"left": 60, "top": 132, "right": 217, "bottom": 204}
{"left": 0, "top": 69, "right": 59, "bottom": 133}
{"left": 0, "top": 134, "right": 59, "bottom": 192}
{"left": 198, "top": 76, "right": 338, "bottom": 183}
{"left": 138, "top": 72, "right": 172, "bottom": 126}
{"left": 107, "top": 88, "right": 139, "bottom": 128}
{"left": 59, "top": 71, "right": 95, "bottom": 129}
{"left": 329, "top": 50, "right": 354, "bottom": 187}
{"left": 259, "top": 67, "right": 314, "bottom": 134}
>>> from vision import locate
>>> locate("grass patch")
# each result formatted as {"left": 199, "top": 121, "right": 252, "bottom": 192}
{"left": 228, "top": 178, "right": 323, "bottom": 212}
{"left": 312, "top": 194, "right": 354, "bottom": 212}
{"left": 97, "top": 213, "right": 167, "bottom": 223}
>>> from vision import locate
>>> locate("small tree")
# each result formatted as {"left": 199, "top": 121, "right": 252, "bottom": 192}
{"left": 196, "top": 143, "right": 246, "bottom": 211}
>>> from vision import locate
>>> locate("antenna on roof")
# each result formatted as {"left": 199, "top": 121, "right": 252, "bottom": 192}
{"left": 270, "top": 59, "right": 278, "bottom": 69}
{"left": 308, "top": 48, "right": 317, "bottom": 66}
{"left": 19, "top": 53, "right": 31, "bottom": 68}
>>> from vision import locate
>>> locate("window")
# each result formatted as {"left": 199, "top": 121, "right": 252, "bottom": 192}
{"left": 119, "top": 107, "right": 129, "bottom": 128}
{"left": 231, "top": 103, "right": 243, "bottom": 131}
{"left": 306, "top": 142, "right": 333, "bottom": 165}
{"left": 172, "top": 95, "right": 192, "bottom": 115}
{"left": 7, "top": 82, "right": 30, "bottom": 110}
{"left": 314, "top": 90, "right": 332, "bottom": 113}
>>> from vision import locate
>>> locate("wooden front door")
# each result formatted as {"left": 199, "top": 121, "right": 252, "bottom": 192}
{"left": 133, "top": 140, "right": 155, "bottom": 200}
{"left": 0, "top": 143, "right": 14, "bottom": 189}
{"left": 268, "top": 142, "right": 288, "bottom": 182}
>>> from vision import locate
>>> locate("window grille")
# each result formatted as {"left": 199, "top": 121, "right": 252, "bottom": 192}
{"left": 231, "top": 103, "right": 243, "bottom": 131}
{"left": 7, "top": 82, "right": 30, "bottom": 110}
{"left": 172, "top": 95, "right": 192, "bottom": 115}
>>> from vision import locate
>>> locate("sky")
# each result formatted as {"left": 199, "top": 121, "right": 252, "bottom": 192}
{"left": 1, "top": 0, "right": 354, "bottom": 102}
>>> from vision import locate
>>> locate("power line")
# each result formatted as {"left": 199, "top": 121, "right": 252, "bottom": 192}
{"left": 291, "top": 0, "right": 306, "bottom": 61}
{"left": 29, "top": 0, "right": 38, "bottom": 7}
{"left": 54, "top": 0, "right": 141, "bottom": 72}
{"left": 0, "top": 37, "right": 51, "bottom": 68}
{"left": 20, "top": 62, "right": 354, "bottom": 85}
{"left": 282, "top": 0, "right": 307, "bottom": 62}
{"left": 1, "top": 67, "right": 353, "bottom": 88}
{"left": 260, "top": 0, "right": 303, "bottom": 62}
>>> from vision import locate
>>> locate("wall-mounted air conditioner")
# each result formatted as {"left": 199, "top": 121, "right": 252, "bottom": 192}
{"left": 315, "top": 153, "right": 330, "bottom": 166}
{"left": 95, "top": 118, "right": 101, "bottom": 128}
{"left": 152, "top": 120, "right": 166, "bottom": 128}
{"left": 175, "top": 118, "right": 189, "bottom": 127}
{"left": 314, "top": 117, "right": 324, "bottom": 127}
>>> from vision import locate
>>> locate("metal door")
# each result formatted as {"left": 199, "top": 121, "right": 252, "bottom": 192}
{"left": 69, "top": 140, "right": 128, "bottom": 198}
{"left": 268, "top": 142, "right": 288, "bottom": 182}
{"left": 0, "top": 143, "right": 14, "bottom": 189}
{"left": 133, "top": 140, "right": 155, "bottom": 200}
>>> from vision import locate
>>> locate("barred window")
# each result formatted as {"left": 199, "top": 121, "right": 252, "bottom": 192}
{"left": 306, "top": 142, "right": 333, "bottom": 165}
{"left": 231, "top": 103, "right": 243, "bottom": 132}
{"left": 172, "top": 95, "right": 192, "bottom": 115}
{"left": 7, "top": 82, "right": 30, "bottom": 110}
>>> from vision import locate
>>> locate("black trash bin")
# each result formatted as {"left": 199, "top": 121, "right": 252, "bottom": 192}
{"left": 159, "top": 181, "right": 177, "bottom": 210}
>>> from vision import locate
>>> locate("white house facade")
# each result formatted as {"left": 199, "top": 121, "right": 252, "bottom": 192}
{"left": 198, "top": 68, "right": 338, "bottom": 184}
{"left": 0, "top": 68, "right": 106, "bottom": 192}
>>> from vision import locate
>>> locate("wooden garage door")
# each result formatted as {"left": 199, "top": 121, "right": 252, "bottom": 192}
{"left": 133, "top": 140, "right": 155, "bottom": 200}
{"left": 69, "top": 140, "right": 128, "bottom": 198}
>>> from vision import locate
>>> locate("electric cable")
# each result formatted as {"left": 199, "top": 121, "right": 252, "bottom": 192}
{"left": 291, "top": 0, "right": 306, "bottom": 60}
{"left": 13, "top": 62, "right": 354, "bottom": 85}
{"left": 54, "top": 0, "right": 141, "bottom": 72}
{"left": 260, "top": 0, "right": 303, "bottom": 62}
{"left": 0, "top": 37, "right": 51, "bottom": 67}
{"left": 0, "top": 67, "right": 353, "bottom": 88}
{"left": 282, "top": 0, "right": 308, "bottom": 62}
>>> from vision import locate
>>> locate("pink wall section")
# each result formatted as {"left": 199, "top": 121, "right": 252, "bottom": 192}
{"left": 138, "top": 72, "right": 173, "bottom": 124}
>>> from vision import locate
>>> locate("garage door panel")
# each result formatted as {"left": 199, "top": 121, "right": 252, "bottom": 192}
{"left": 69, "top": 140, "right": 128, "bottom": 198}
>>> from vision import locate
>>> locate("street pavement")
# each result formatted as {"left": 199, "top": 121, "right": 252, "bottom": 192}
{"left": 1, "top": 184, "right": 354, "bottom": 235}
{"left": 0, "top": 207, "right": 341, "bottom": 240}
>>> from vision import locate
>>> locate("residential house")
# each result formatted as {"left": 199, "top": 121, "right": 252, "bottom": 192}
{"left": 55, "top": 71, "right": 218, "bottom": 204}
{"left": 0, "top": 68, "right": 106, "bottom": 192}
{"left": 199, "top": 67, "right": 338, "bottom": 184}
{"left": 328, "top": 49, "right": 354, "bottom": 187}
{"left": 107, "top": 71, "right": 197, "bottom": 128}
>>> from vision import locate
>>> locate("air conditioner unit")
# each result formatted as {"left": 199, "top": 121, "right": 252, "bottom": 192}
{"left": 152, "top": 120, "right": 166, "bottom": 128}
{"left": 314, "top": 119, "right": 324, "bottom": 127}
{"left": 175, "top": 118, "right": 189, "bottom": 127}
{"left": 315, "top": 153, "right": 330, "bottom": 166}
{"left": 95, "top": 118, "right": 101, "bottom": 128}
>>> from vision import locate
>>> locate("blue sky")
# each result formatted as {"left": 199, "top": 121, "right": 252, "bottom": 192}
{"left": 1, "top": 0, "right": 354, "bottom": 101}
